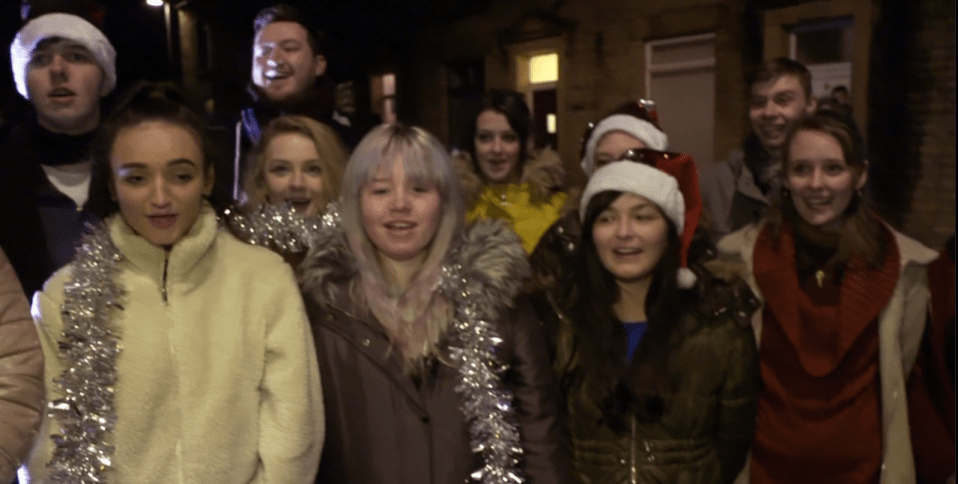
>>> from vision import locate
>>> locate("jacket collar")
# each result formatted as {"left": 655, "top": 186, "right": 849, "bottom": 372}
{"left": 108, "top": 205, "right": 218, "bottom": 290}
{"left": 301, "top": 215, "right": 530, "bottom": 327}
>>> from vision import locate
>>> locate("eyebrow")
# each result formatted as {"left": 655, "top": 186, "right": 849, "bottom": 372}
{"left": 118, "top": 158, "right": 200, "bottom": 170}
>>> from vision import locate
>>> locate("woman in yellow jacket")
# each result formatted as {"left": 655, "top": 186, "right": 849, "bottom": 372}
{"left": 460, "top": 89, "right": 570, "bottom": 253}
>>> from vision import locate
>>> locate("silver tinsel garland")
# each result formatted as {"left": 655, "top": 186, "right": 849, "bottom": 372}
{"left": 225, "top": 203, "right": 523, "bottom": 482}
{"left": 221, "top": 203, "right": 338, "bottom": 253}
{"left": 440, "top": 260, "right": 525, "bottom": 484}
{"left": 46, "top": 225, "right": 125, "bottom": 483}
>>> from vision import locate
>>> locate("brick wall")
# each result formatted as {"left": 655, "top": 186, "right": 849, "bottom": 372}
{"left": 869, "top": 0, "right": 956, "bottom": 249}
{"left": 405, "top": 0, "right": 955, "bottom": 248}
{"left": 901, "top": 0, "right": 956, "bottom": 250}
{"left": 411, "top": 0, "right": 756, "bottom": 189}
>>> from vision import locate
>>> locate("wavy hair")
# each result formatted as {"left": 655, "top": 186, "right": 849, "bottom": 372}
{"left": 241, "top": 115, "right": 347, "bottom": 211}
{"left": 340, "top": 123, "right": 464, "bottom": 372}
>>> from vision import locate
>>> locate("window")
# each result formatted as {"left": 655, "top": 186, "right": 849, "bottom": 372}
{"left": 517, "top": 50, "right": 559, "bottom": 149}
{"left": 371, "top": 73, "right": 397, "bottom": 124}
{"left": 790, "top": 17, "right": 854, "bottom": 101}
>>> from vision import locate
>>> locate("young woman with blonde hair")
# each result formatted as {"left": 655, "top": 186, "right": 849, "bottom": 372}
{"left": 242, "top": 114, "right": 347, "bottom": 216}
{"left": 301, "top": 123, "right": 570, "bottom": 483}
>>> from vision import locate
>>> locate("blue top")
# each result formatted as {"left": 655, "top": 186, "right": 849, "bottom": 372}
{"left": 623, "top": 321, "right": 648, "bottom": 363}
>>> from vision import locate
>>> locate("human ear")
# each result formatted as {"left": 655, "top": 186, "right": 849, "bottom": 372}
{"left": 204, "top": 165, "right": 215, "bottom": 196}
{"left": 856, "top": 159, "right": 869, "bottom": 191}
{"left": 313, "top": 55, "right": 327, "bottom": 78}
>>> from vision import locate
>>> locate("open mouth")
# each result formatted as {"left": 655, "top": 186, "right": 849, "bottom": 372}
{"left": 613, "top": 248, "right": 642, "bottom": 256}
{"left": 803, "top": 197, "right": 832, "bottom": 208}
{"left": 385, "top": 221, "right": 416, "bottom": 233}
{"left": 148, "top": 214, "right": 178, "bottom": 229}
{"left": 48, "top": 87, "right": 76, "bottom": 99}
{"left": 287, "top": 198, "right": 312, "bottom": 212}
{"left": 265, "top": 71, "right": 292, "bottom": 80}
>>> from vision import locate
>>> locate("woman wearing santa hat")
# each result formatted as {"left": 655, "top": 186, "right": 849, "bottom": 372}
{"left": 718, "top": 112, "right": 937, "bottom": 484}
{"left": 529, "top": 100, "right": 684, "bottom": 313}
{"left": 541, "top": 151, "right": 761, "bottom": 484}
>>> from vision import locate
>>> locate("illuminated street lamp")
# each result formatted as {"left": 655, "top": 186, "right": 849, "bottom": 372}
{"left": 146, "top": 0, "right": 178, "bottom": 80}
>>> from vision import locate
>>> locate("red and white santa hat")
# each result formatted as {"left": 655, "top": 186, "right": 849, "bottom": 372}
{"left": 580, "top": 152, "right": 703, "bottom": 288}
{"left": 10, "top": 12, "right": 117, "bottom": 100}
{"left": 580, "top": 99, "right": 669, "bottom": 175}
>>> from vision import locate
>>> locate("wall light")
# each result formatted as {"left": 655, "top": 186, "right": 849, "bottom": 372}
{"left": 146, "top": 0, "right": 163, "bottom": 7}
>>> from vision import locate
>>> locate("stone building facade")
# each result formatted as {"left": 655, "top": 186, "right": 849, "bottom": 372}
{"left": 396, "top": 0, "right": 954, "bottom": 248}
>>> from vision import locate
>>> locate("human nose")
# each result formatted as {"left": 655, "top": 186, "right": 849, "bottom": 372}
{"left": 491, "top": 136, "right": 505, "bottom": 153}
{"left": 150, "top": 178, "right": 172, "bottom": 207}
{"left": 49, "top": 54, "right": 68, "bottom": 81}
{"left": 760, "top": 100, "right": 777, "bottom": 118}
{"left": 266, "top": 49, "right": 284, "bottom": 67}
{"left": 289, "top": 168, "right": 305, "bottom": 189}
{"left": 809, "top": 168, "right": 825, "bottom": 189}
{"left": 615, "top": 217, "right": 632, "bottom": 238}
{"left": 389, "top": 187, "right": 410, "bottom": 211}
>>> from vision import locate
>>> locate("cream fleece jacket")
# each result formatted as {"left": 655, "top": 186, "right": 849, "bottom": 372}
{"left": 22, "top": 207, "right": 323, "bottom": 484}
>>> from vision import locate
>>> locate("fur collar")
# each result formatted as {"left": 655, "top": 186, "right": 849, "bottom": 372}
{"left": 455, "top": 147, "right": 571, "bottom": 207}
{"left": 300, "top": 215, "right": 531, "bottom": 318}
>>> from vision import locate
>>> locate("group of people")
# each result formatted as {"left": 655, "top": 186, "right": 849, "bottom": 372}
{"left": 0, "top": 2, "right": 953, "bottom": 484}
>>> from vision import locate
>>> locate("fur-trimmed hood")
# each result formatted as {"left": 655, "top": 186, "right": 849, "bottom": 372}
{"left": 300, "top": 213, "right": 531, "bottom": 318}
{"left": 454, "top": 148, "right": 576, "bottom": 209}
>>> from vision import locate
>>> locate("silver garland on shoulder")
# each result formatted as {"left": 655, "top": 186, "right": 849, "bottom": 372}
{"left": 440, "top": 259, "right": 524, "bottom": 484}
{"left": 221, "top": 203, "right": 338, "bottom": 253}
{"left": 46, "top": 225, "right": 125, "bottom": 483}
{"left": 227, "top": 202, "right": 523, "bottom": 482}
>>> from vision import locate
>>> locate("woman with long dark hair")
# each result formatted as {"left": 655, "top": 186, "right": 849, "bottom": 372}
{"left": 20, "top": 83, "right": 323, "bottom": 484}
{"left": 460, "top": 89, "right": 571, "bottom": 253}
{"left": 544, "top": 155, "right": 760, "bottom": 484}
{"left": 719, "top": 113, "right": 938, "bottom": 483}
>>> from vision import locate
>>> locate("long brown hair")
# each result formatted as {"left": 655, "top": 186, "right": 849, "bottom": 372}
{"left": 767, "top": 112, "right": 888, "bottom": 268}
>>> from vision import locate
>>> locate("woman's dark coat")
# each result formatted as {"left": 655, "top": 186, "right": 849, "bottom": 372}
{"left": 300, "top": 217, "right": 572, "bottom": 484}
{"left": 531, "top": 216, "right": 761, "bottom": 484}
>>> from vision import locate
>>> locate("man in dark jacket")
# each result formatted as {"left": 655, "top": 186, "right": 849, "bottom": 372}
{"left": 228, "top": 3, "right": 362, "bottom": 201}
{"left": 699, "top": 58, "right": 817, "bottom": 237}
{"left": 0, "top": 0, "right": 115, "bottom": 297}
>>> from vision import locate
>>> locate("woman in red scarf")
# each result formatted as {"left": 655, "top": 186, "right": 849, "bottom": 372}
{"left": 719, "top": 112, "right": 938, "bottom": 484}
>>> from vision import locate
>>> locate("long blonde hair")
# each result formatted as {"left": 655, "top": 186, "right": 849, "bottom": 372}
{"left": 340, "top": 124, "right": 465, "bottom": 372}
{"left": 242, "top": 115, "right": 347, "bottom": 210}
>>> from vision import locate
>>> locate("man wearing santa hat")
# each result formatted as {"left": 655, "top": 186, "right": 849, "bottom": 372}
{"left": 0, "top": 0, "right": 117, "bottom": 298}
